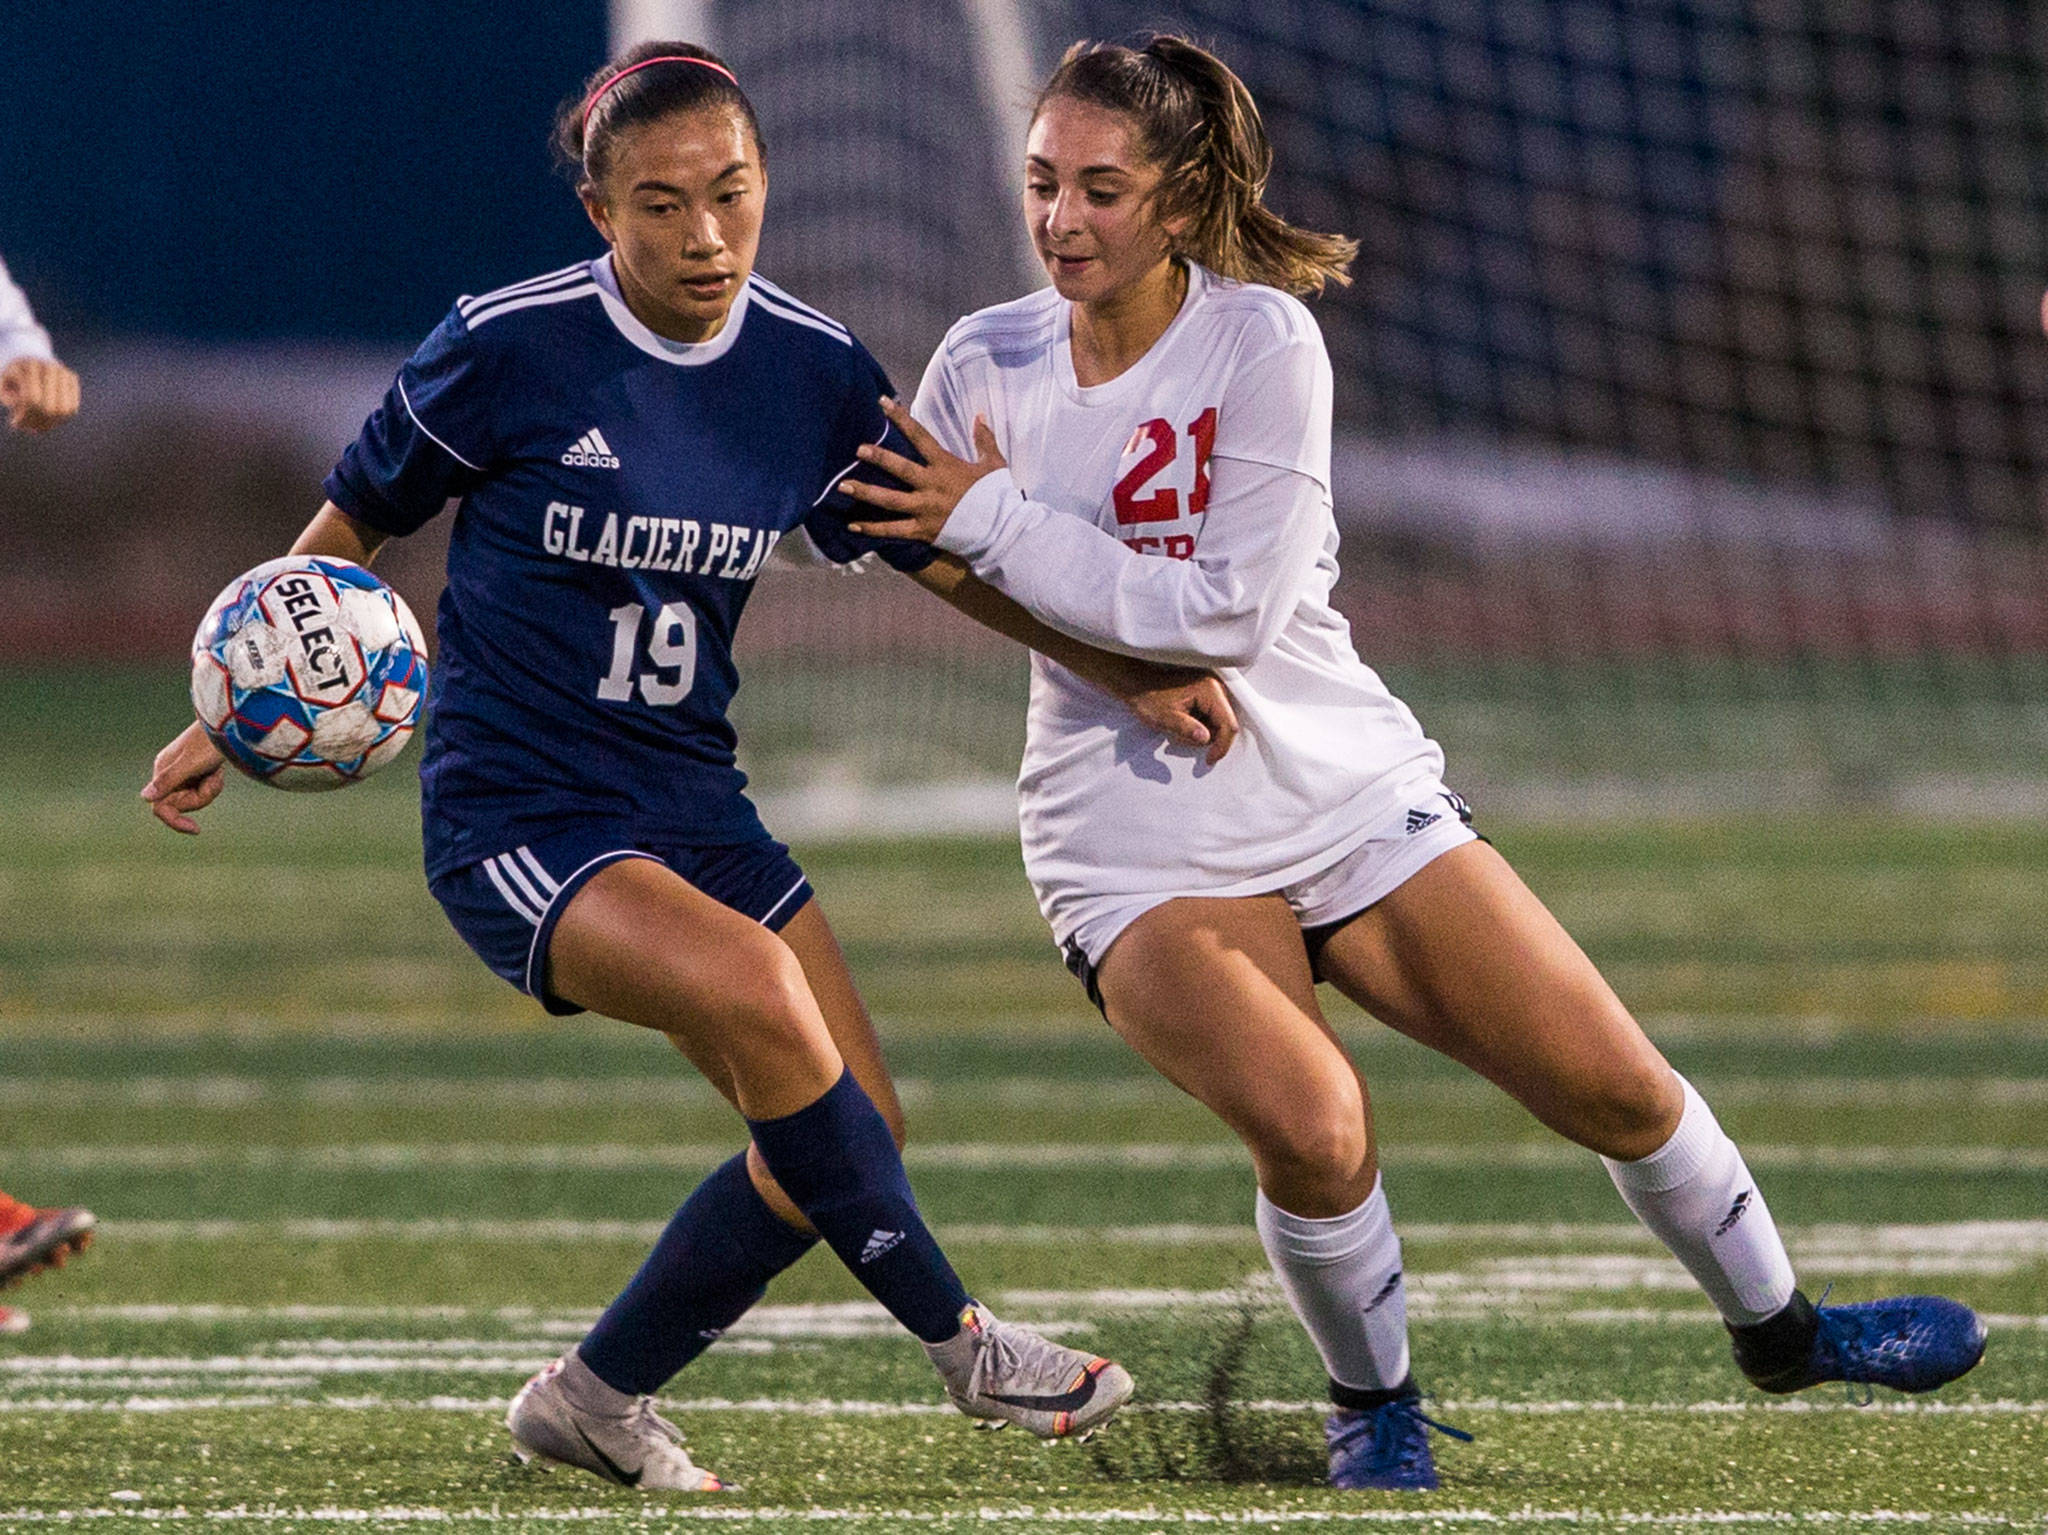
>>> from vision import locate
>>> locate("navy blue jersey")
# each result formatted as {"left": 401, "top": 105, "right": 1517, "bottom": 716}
{"left": 325, "top": 256, "right": 933, "bottom": 879}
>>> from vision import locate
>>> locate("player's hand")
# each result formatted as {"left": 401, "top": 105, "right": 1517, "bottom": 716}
{"left": 0, "top": 356, "right": 80, "bottom": 432}
{"left": 1121, "top": 671, "right": 1239, "bottom": 766}
{"left": 841, "top": 398, "right": 1004, "bottom": 543}
{"left": 142, "top": 721, "right": 227, "bottom": 834}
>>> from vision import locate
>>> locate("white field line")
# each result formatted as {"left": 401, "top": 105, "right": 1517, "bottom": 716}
{"left": 84, "top": 1218, "right": 2048, "bottom": 1263}
{"left": 31, "top": 1298, "right": 2048, "bottom": 1367}
{"left": 0, "top": 1508, "right": 2035, "bottom": 1529}
{"left": 1, "top": 1394, "right": 2044, "bottom": 1421}
{"left": 15, "top": 1142, "right": 2048, "bottom": 1172}
{"left": 10, "top": 1306, "right": 2048, "bottom": 1390}
{"left": 9, "top": 1073, "right": 2048, "bottom": 1110}
{"left": 102, "top": 1219, "right": 1261, "bottom": 1246}
{"left": 34, "top": 1302, "right": 2048, "bottom": 1332}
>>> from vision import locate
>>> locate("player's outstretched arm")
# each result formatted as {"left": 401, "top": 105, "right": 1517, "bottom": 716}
{"left": 907, "top": 553, "right": 1237, "bottom": 764}
{"left": 141, "top": 503, "right": 391, "bottom": 833}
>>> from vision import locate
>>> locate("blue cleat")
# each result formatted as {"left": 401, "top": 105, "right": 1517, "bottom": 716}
{"left": 1325, "top": 1383, "right": 1472, "bottom": 1491}
{"left": 1732, "top": 1288, "right": 1986, "bottom": 1396}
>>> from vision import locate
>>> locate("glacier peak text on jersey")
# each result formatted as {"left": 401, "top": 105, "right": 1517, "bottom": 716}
{"left": 541, "top": 501, "right": 782, "bottom": 580}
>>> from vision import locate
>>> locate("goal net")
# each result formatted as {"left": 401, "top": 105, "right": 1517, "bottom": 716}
{"left": 710, "top": 0, "right": 2048, "bottom": 824}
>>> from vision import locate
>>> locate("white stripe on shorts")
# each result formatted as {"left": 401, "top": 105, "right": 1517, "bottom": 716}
{"left": 481, "top": 856, "right": 543, "bottom": 926}
{"left": 757, "top": 873, "right": 810, "bottom": 929}
{"left": 493, "top": 851, "right": 552, "bottom": 915}
{"left": 514, "top": 845, "right": 561, "bottom": 895}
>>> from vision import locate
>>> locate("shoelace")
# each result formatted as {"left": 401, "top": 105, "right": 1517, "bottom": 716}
{"left": 628, "top": 1395, "right": 729, "bottom": 1490}
{"left": 966, "top": 1316, "right": 1068, "bottom": 1401}
{"left": 1332, "top": 1397, "right": 1474, "bottom": 1480}
{"left": 629, "top": 1396, "right": 691, "bottom": 1451}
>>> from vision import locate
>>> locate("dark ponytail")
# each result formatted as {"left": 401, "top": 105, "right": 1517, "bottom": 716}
{"left": 1034, "top": 35, "right": 1355, "bottom": 298}
{"left": 552, "top": 41, "right": 763, "bottom": 195}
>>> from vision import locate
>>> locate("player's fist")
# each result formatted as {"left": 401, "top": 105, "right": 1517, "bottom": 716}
{"left": 1122, "top": 671, "right": 1239, "bottom": 765}
{"left": 0, "top": 355, "right": 80, "bottom": 432}
{"left": 142, "top": 721, "right": 228, "bottom": 834}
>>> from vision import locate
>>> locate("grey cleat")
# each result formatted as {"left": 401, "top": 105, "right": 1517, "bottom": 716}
{"left": 0, "top": 1206, "right": 95, "bottom": 1288}
{"left": 506, "top": 1354, "right": 725, "bottom": 1491}
{"left": 923, "top": 1301, "right": 1134, "bottom": 1439}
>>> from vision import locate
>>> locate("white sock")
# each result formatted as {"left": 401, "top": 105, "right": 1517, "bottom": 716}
{"left": 1254, "top": 1175, "right": 1410, "bottom": 1393}
{"left": 1602, "top": 1075, "right": 1797, "bottom": 1325}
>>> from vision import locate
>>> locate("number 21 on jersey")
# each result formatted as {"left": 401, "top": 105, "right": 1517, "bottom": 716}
{"left": 599, "top": 602, "right": 697, "bottom": 706}
{"left": 1112, "top": 408, "right": 1216, "bottom": 558}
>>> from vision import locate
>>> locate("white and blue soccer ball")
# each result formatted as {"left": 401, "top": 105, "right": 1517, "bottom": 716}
{"left": 190, "top": 555, "right": 429, "bottom": 791}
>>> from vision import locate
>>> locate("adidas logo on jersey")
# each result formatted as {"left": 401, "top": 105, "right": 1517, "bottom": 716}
{"left": 561, "top": 428, "right": 620, "bottom": 469}
{"left": 860, "top": 1229, "right": 905, "bottom": 1264}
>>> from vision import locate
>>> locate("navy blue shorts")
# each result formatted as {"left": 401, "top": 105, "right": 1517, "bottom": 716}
{"left": 429, "top": 825, "right": 814, "bottom": 1016}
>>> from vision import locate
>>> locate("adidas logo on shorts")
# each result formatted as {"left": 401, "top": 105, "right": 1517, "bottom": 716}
{"left": 1405, "top": 807, "right": 1442, "bottom": 835}
{"left": 561, "top": 427, "right": 620, "bottom": 469}
{"left": 860, "top": 1228, "right": 905, "bottom": 1264}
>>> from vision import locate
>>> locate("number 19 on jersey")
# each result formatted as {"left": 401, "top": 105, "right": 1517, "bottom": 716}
{"left": 599, "top": 602, "right": 698, "bottom": 706}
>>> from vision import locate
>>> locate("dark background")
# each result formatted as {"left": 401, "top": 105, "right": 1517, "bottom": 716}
{"left": 0, "top": 1, "right": 606, "bottom": 345}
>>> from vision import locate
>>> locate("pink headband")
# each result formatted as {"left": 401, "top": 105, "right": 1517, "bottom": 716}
{"left": 581, "top": 55, "right": 740, "bottom": 139}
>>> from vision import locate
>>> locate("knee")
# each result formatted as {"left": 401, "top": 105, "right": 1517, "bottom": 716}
{"left": 700, "top": 947, "right": 828, "bottom": 1064}
{"left": 1568, "top": 1066, "right": 1683, "bottom": 1161}
{"left": 1248, "top": 1079, "right": 1372, "bottom": 1190}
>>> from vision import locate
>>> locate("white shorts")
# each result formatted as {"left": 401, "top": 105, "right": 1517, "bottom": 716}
{"left": 1059, "top": 785, "right": 1479, "bottom": 1005}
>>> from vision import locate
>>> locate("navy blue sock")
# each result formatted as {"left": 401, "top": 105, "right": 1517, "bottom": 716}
{"left": 578, "top": 1152, "right": 818, "bottom": 1395}
{"left": 746, "top": 1068, "right": 970, "bottom": 1343}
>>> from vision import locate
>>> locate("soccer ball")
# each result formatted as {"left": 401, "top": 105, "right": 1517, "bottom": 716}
{"left": 191, "top": 555, "right": 429, "bottom": 791}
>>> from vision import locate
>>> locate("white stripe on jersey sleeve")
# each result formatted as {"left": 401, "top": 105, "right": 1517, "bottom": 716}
{"left": 811, "top": 416, "right": 892, "bottom": 508}
{"left": 396, "top": 376, "right": 486, "bottom": 473}
{"left": 458, "top": 262, "right": 591, "bottom": 319}
{"left": 467, "top": 282, "right": 601, "bottom": 331}
{"left": 482, "top": 857, "right": 545, "bottom": 926}
{"left": 747, "top": 283, "right": 853, "bottom": 347}
{"left": 746, "top": 274, "right": 849, "bottom": 337}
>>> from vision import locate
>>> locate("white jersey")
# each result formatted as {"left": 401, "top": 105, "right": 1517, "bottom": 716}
{"left": 0, "top": 253, "right": 54, "bottom": 367}
{"left": 913, "top": 264, "right": 1445, "bottom": 948}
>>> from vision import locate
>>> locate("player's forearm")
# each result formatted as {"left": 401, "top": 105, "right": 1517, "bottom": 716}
{"left": 933, "top": 466, "right": 1323, "bottom": 669}
{"left": 290, "top": 502, "right": 390, "bottom": 565}
{"left": 907, "top": 554, "right": 1191, "bottom": 697}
